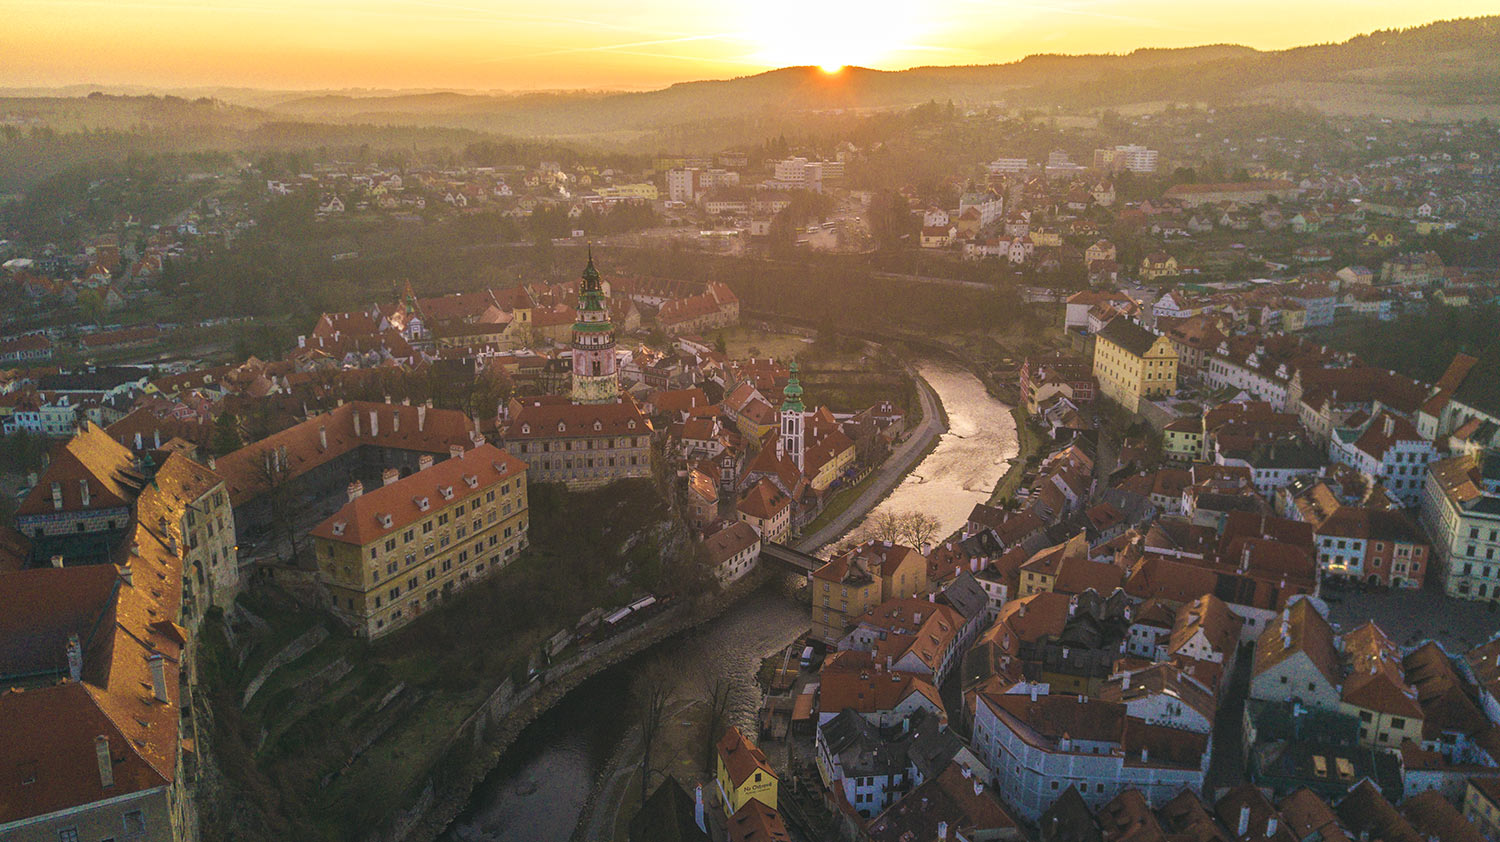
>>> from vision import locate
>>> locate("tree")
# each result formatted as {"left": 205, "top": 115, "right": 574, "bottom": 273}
{"left": 868, "top": 510, "right": 905, "bottom": 544}
{"left": 700, "top": 674, "right": 733, "bottom": 774}
{"left": 254, "top": 446, "right": 302, "bottom": 564}
{"left": 210, "top": 412, "right": 242, "bottom": 456}
{"left": 898, "top": 511, "right": 942, "bottom": 549}
{"left": 634, "top": 659, "right": 676, "bottom": 809}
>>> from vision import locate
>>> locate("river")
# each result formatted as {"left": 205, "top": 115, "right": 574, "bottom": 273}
{"left": 832, "top": 359, "right": 1018, "bottom": 549}
{"left": 437, "top": 358, "right": 1015, "bottom": 842}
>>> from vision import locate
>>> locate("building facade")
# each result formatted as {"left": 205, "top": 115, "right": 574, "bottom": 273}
{"left": 1092, "top": 319, "right": 1178, "bottom": 416}
{"left": 312, "top": 443, "right": 529, "bottom": 638}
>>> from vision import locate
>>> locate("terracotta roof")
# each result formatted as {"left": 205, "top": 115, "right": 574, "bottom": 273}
{"left": 1252, "top": 599, "right": 1340, "bottom": 689}
{"left": 17, "top": 422, "right": 146, "bottom": 517}
{"left": 1166, "top": 594, "right": 1242, "bottom": 661}
{"left": 717, "top": 726, "right": 774, "bottom": 789}
{"left": 857, "top": 598, "right": 965, "bottom": 674}
{"left": 865, "top": 762, "right": 1017, "bottom": 842}
{"left": 503, "top": 397, "right": 650, "bottom": 442}
{"left": 727, "top": 799, "right": 790, "bottom": 842}
{"left": 218, "top": 402, "right": 476, "bottom": 505}
{"left": 1097, "top": 661, "right": 1217, "bottom": 726}
{"left": 704, "top": 520, "right": 760, "bottom": 566}
{"left": 1275, "top": 789, "right": 1350, "bottom": 842}
{"left": 1399, "top": 790, "right": 1482, "bottom": 842}
{"left": 817, "top": 652, "right": 943, "bottom": 718}
{"left": 1341, "top": 622, "right": 1422, "bottom": 719}
{"left": 310, "top": 444, "right": 524, "bottom": 545}
{"left": 737, "top": 478, "right": 791, "bottom": 522}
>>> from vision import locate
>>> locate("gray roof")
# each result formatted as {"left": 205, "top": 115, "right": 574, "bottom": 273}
{"left": 1096, "top": 318, "right": 1161, "bottom": 358}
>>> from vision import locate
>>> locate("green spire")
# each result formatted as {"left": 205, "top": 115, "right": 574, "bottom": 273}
{"left": 578, "top": 249, "right": 605, "bottom": 312}
{"left": 781, "top": 360, "right": 805, "bottom": 413}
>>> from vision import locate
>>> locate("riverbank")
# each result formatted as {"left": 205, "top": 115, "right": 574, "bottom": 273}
{"left": 989, "top": 406, "right": 1044, "bottom": 504}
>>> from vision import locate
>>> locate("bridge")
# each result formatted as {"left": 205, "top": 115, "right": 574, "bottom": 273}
{"left": 759, "top": 542, "right": 824, "bottom": 574}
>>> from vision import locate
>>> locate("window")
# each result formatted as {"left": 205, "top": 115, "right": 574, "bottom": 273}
{"left": 122, "top": 811, "right": 146, "bottom": 834}
{"left": 58, "top": 830, "right": 79, "bottom": 842}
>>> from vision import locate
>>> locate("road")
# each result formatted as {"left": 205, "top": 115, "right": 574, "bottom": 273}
{"left": 793, "top": 363, "right": 945, "bottom": 554}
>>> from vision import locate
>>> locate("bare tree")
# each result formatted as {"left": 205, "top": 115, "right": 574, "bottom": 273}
{"left": 900, "top": 512, "right": 942, "bottom": 550}
{"left": 254, "top": 445, "right": 302, "bottom": 563}
{"left": 635, "top": 659, "right": 676, "bottom": 809}
{"left": 867, "top": 510, "right": 905, "bottom": 544}
{"left": 700, "top": 674, "right": 733, "bottom": 774}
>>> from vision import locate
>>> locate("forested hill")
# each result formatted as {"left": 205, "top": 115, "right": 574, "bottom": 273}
{"left": 249, "top": 16, "right": 1500, "bottom": 132}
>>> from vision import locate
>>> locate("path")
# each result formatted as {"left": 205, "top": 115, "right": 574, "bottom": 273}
{"left": 793, "top": 365, "right": 946, "bottom": 554}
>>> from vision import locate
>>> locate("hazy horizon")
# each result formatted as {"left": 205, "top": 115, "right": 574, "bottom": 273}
{"left": 2, "top": 1, "right": 1495, "bottom": 93}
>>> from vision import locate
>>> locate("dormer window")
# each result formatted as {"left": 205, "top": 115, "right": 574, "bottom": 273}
{"left": 378, "top": 513, "right": 394, "bottom": 529}
{"left": 415, "top": 496, "right": 430, "bottom": 511}
{"left": 440, "top": 485, "right": 454, "bottom": 500}
{"left": 628, "top": 421, "right": 636, "bottom": 430}
{"left": 557, "top": 421, "right": 566, "bottom": 432}
{"left": 464, "top": 475, "right": 479, "bottom": 489}
{"left": 521, "top": 424, "right": 530, "bottom": 434}
{"left": 332, "top": 521, "right": 346, "bottom": 536}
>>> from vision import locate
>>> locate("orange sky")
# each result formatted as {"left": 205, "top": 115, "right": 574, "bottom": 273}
{"left": 0, "top": 1, "right": 1493, "bottom": 91}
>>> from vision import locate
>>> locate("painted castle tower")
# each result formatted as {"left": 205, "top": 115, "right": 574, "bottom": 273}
{"left": 779, "top": 360, "right": 806, "bottom": 472}
{"left": 570, "top": 251, "right": 620, "bottom": 404}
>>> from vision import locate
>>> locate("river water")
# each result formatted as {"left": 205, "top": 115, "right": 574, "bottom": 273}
{"left": 438, "top": 359, "right": 1015, "bottom": 842}
{"left": 833, "top": 359, "right": 1018, "bottom": 549}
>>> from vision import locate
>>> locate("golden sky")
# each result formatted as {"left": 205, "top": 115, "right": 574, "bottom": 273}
{"left": 0, "top": 0, "right": 1493, "bottom": 91}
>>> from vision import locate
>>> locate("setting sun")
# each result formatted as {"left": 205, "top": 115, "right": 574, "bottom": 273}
{"left": 820, "top": 64, "right": 844, "bottom": 74}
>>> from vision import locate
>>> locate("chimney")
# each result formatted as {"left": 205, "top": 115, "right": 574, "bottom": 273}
{"left": 972, "top": 779, "right": 983, "bottom": 796}
{"left": 449, "top": 444, "right": 464, "bottom": 460}
{"left": 318, "top": 425, "right": 328, "bottom": 451}
{"left": 369, "top": 410, "right": 379, "bottom": 437}
{"left": 393, "top": 411, "right": 401, "bottom": 433}
{"left": 120, "top": 562, "right": 133, "bottom": 586}
{"left": 79, "top": 478, "right": 91, "bottom": 507}
{"left": 1029, "top": 685, "right": 1038, "bottom": 702}
{"left": 354, "top": 410, "right": 362, "bottom": 437}
{"left": 938, "top": 821, "right": 948, "bottom": 840}
{"left": 1238, "top": 806, "right": 1251, "bottom": 837}
{"left": 67, "top": 634, "right": 83, "bottom": 681}
{"left": 348, "top": 481, "right": 364, "bottom": 501}
{"left": 1141, "top": 746, "right": 1148, "bottom": 762}
{"left": 134, "top": 431, "right": 143, "bottom": 450}
{"left": 51, "top": 481, "right": 62, "bottom": 511}
{"left": 694, "top": 784, "right": 705, "bottom": 833}
{"left": 418, "top": 454, "right": 434, "bottom": 471}
{"left": 382, "top": 468, "right": 400, "bottom": 487}
{"left": 95, "top": 735, "right": 114, "bottom": 788}
{"left": 51, "top": 554, "right": 64, "bottom": 569}
{"left": 148, "top": 654, "right": 168, "bottom": 703}
{"left": 418, "top": 404, "right": 427, "bottom": 432}
{"left": 153, "top": 430, "right": 161, "bottom": 449}
{"left": 1266, "top": 817, "right": 1279, "bottom": 837}
{"left": 298, "top": 334, "right": 306, "bottom": 348}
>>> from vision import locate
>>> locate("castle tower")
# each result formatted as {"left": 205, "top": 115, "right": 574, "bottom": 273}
{"left": 779, "top": 360, "right": 806, "bottom": 472}
{"left": 570, "top": 251, "right": 619, "bottom": 404}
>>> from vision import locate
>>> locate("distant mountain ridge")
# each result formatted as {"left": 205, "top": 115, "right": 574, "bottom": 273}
{"left": 4, "top": 16, "right": 1498, "bottom": 142}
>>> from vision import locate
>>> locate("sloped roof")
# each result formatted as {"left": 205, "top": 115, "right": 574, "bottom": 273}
{"left": 17, "top": 422, "right": 146, "bottom": 517}
{"left": 310, "top": 444, "right": 525, "bottom": 546}
{"left": 1097, "top": 318, "right": 1164, "bottom": 358}
{"left": 1252, "top": 599, "right": 1340, "bottom": 689}
{"left": 717, "top": 726, "right": 774, "bottom": 789}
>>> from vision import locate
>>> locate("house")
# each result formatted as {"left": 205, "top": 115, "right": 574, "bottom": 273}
{"left": 815, "top": 650, "right": 944, "bottom": 728}
{"left": 1420, "top": 453, "right": 1500, "bottom": 603}
{"left": 1249, "top": 599, "right": 1342, "bottom": 712}
{"left": 705, "top": 520, "right": 762, "bottom": 585}
{"left": 726, "top": 800, "right": 791, "bottom": 842}
{"left": 840, "top": 597, "right": 966, "bottom": 685}
{"left": 921, "top": 226, "right": 957, "bottom": 249}
{"left": 1140, "top": 253, "right": 1179, "bottom": 281}
{"left": 810, "top": 542, "right": 929, "bottom": 644}
{"left": 971, "top": 687, "right": 1209, "bottom": 822}
{"left": 1092, "top": 319, "right": 1178, "bottom": 415}
{"left": 1338, "top": 622, "right": 1423, "bottom": 750}
{"left": 310, "top": 444, "right": 530, "bottom": 639}
{"left": 716, "top": 726, "right": 777, "bottom": 813}
{"left": 736, "top": 478, "right": 792, "bottom": 544}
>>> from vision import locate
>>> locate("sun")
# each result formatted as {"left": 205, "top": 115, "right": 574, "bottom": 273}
{"left": 742, "top": 0, "right": 921, "bottom": 71}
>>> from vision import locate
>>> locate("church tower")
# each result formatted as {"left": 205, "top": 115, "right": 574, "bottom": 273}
{"left": 779, "top": 361, "right": 806, "bottom": 472}
{"left": 570, "top": 251, "right": 619, "bottom": 404}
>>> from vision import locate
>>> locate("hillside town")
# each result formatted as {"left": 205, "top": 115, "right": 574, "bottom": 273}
{"left": 5, "top": 34, "right": 1500, "bottom": 842}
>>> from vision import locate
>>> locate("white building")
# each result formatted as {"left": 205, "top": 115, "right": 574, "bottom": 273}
{"left": 971, "top": 688, "right": 1208, "bottom": 823}
{"left": 1328, "top": 412, "right": 1438, "bottom": 507}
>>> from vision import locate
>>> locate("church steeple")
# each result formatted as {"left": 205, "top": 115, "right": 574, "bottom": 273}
{"left": 779, "top": 359, "right": 806, "bottom": 472}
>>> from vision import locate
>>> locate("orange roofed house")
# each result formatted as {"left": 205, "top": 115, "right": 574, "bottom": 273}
{"left": 311, "top": 443, "right": 529, "bottom": 638}
{"left": 0, "top": 448, "right": 215, "bottom": 841}
{"left": 810, "top": 541, "right": 929, "bottom": 644}
{"left": 717, "top": 726, "right": 778, "bottom": 814}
